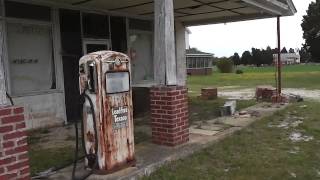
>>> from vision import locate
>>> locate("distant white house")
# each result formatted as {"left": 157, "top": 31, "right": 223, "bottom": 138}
{"left": 273, "top": 53, "right": 301, "bottom": 65}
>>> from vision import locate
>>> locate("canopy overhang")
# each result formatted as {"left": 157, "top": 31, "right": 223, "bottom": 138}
{"left": 26, "top": 0, "right": 296, "bottom": 26}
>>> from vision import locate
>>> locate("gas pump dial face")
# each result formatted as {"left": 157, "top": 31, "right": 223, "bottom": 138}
{"left": 114, "top": 57, "right": 122, "bottom": 66}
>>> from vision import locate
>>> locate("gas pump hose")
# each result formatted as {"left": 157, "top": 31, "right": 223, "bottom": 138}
{"left": 72, "top": 90, "right": 99, "bottom": 180}
{"left": 6, "top": 92, "right": 14, "bottom": 106}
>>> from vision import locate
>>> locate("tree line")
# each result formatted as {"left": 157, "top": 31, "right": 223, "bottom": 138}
{"left": 301, "top": 0, "right": 320, "bottom": 63}
{"left": 221, "top": 47, "right": 300, "bottom": 67}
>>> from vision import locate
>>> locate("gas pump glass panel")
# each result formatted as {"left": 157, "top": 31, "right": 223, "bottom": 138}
{"left": 105, "top": 72, "right": 130, "bottom": 94}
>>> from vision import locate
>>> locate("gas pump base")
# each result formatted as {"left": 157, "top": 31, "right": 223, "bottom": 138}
{"left": 91, "top": 159, "right": 136, "bottom": 175}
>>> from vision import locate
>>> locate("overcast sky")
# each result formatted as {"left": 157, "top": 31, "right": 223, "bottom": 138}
{"left": 188, "top": 0, "right": 314, "bottom": 57}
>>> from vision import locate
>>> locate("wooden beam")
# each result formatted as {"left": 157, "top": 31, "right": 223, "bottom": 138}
{"left": 175, "top": 22, "right": 187, "bottom": 86}
{"left": 154, "top": 0, "right": 177, "bottom": 85}
{"left": 0, "top": 21, "right": 7, "bottom": 106}
{"left": 192, "top": 0, "right": 244, "bottom": 15}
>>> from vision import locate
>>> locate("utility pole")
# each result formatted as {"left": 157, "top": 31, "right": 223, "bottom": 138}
{"left": 277, "top": 16, "right": 281, "bottom": 95}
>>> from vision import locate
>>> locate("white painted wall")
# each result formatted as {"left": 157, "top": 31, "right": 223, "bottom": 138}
{"left": 13, "top": 92, "right": 65, "bottom": 129}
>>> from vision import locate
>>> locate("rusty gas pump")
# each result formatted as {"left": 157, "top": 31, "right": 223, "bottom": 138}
{"left": 73, "top": 51, "right": 135, "bottom": 179}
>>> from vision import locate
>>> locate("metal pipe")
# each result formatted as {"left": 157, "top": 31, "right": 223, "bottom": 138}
{"left": 277, "top": 16, "right": 281, "bottom": 95}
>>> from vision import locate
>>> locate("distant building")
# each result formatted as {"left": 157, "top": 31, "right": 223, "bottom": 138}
{"left": 273, "top": 53, "right": 301, "bottom": 65}
{"left": 186, "top": 49, "right": 214, "bottom": 75}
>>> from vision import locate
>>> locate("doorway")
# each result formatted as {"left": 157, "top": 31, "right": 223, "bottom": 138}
{"left": 82, "top": 39, "right": 110, "bottom": 54}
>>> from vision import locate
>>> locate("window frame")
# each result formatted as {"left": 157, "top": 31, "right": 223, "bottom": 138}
{"left": 2, "top": 4, "right": 60, "bottom": 96}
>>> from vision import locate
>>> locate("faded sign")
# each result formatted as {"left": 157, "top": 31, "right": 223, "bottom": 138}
{"left": 112, "top": 106, "right": 128, "bottom": 129}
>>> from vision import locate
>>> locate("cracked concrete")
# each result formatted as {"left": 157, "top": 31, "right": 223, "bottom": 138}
{"left": 48, "top": 103, "right": 287, "bottom": 180}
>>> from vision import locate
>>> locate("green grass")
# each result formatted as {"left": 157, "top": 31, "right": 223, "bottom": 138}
{"left": 143, "top": 101, "right": 320, "bottom": 180}
{"left": 188, "top": 64, "right": 320, "bottom": 96}
{"left": 27, "top": 127, "right": 81, "bottom": 176}
{"left": 29, "top": 146, "right": 75, "bottom": 176}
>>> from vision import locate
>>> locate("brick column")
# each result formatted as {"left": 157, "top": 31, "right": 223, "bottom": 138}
{"left": 0, "top": 106, "right": 30, "bottom": 180}
{"left": 150, "top": 86, "right": 189, "bottom": 146}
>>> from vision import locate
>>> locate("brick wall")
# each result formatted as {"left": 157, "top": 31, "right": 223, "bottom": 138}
{"left": 201, "top": 87, "right": 217, "bottom": 100}
{"left": 150, "top": 86, "right": 189, "bottom": 146}
{"left": 0, "top": 106, "right": 30, "bottom": 180}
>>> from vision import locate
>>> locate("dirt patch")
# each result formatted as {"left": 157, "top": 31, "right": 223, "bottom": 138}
{"left": 218, "top": 87, "right": 320, "bottom": 101}
{"left": 28, "top": 125, "right": 76, "bottom": 149}
{"left": 289, "top": 132, "right": 314, "bottom": 142}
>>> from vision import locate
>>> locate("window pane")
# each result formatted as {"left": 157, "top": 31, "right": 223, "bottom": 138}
{"left": 200, "top": 58, "right": 204, "bottom": 67}
{"left": 204, "top": 59, "right": 208, "bottom": 67}
{"left": 129, "top": 18, "right": 152, "bottom": 31}
{"left": 129, "top": 32, "right": 153, "bottom": 83}
{"left": 82, "top": 13, "right": 109, "bottom": 39}
{"left": 106, "top": 72, "right": 129, "bottom": 94}
{"left": 59, "top": 9, "right": 82, "bottom": 56}
{"left": 197, "top": 59, "right": 201, "bottom": 68}
{"left": 5, "top": 1, "right": 51, "bottom": 21}
{"left": 192, "top": 59, "right": 196, "bottom": 68}
{"left": 7, "top": 23, "right": 55, "bottom": 94}
{"left": 111, "top": 16, "right": 127, "bottom": 53}
{"left": 187, "top": 58, "right": 192, "bottom": 68}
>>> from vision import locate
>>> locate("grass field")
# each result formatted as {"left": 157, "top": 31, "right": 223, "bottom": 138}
{"left": 188, "top": 64, "right": 320, "bottom": 96}
{"left": 144, "top": 101, "right": 320, "bottom": 180}
{"left": 28, "top": 64, "right": 320, "bottom": 177}
{"left": 143, "top": 64, "right": 320, "bottom": 179}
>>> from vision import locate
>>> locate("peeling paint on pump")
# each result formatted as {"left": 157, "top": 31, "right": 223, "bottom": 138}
{"left": 79, "top": 51, "right": 135, "bottom": 173}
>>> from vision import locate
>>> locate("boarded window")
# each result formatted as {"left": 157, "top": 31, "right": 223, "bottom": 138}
{"left": 5, "top": 1, "right": 51, "bottom": 21}
{"left": 7, "top": 23, "right": 55, "bottom": 94}
{"left": 82, "top": 13, "right": 109, "bottom": 39}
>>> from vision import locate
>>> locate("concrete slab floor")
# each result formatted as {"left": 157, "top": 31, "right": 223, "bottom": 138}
{"left": 48, "top": 103, "right": 288, "bottom": 180}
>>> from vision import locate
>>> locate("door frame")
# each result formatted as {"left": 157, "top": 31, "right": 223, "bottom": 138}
{"left": 82, "top": 38, "right": 111, "bottom": 54}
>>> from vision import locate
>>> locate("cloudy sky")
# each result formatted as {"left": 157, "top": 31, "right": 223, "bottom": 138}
{"left": 188, "top": 0, "right": 314, "bottom": 57}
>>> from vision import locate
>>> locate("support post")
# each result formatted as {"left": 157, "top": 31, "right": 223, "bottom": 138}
{"left": 154, "top": 0, "right": 177, "bottom": 85}
{"left": 277, "top": 16, "right": 281, "bottom": 95}
{"left": 151, "top": 0, "right": 189, "bottom": 146}
{"left": 175, "top": 22, "right": 187, "bottom": 86}
{"left": 0, "top": 20, "right": 7, "bottom": 106}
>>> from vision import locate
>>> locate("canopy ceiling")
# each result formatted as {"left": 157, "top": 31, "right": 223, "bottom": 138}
{"left": 29, "top": 0, "right": 297, "bottom": 26}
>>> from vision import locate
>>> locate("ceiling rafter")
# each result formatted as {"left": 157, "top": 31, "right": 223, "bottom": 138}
{"left": 108, "top": 1, "right": 153, "bottom": 11}
{"left": 72, "top": 0, "right": 94, "bottom": 5}
{"left": 138, "top": 0, "right": 245, "bottom": 16}
{"left": 192, "top": 0, "right": 244, "bottom": 15}
{"left": 139, "top": 0, "right": 228, "bottom": 15}
{"left": 176, "top": 6, "right": 247, "bottom": 18}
